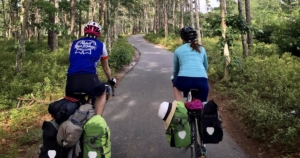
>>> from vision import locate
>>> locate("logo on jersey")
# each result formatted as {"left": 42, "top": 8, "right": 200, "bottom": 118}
{"left": 74, "top": 40, "right": 97, "bottom": 54}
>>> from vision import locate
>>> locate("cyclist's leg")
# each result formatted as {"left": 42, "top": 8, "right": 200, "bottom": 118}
{"left": 173, "top": 87, "right": 183, "bottom": 102}
{"left": 174, "top": 76, "right": 199, "bottom": 101}
{"left": 90, "top": 76, "right": 106, "bottom": 116}
{"left": 172, "top": 76, "right": 184, "bottom": 101}
{"left": 194, "top": 77, "right": 209, "bottom": 104}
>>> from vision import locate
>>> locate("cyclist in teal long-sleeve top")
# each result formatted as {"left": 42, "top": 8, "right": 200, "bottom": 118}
{"left": 173, "top": 44, "right": 208, "bottom": 78}
{"left": 172, "top": 26, "right": 209, "bottom": 103}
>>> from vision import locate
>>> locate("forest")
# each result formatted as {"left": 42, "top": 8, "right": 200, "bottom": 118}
{"left": 0, "top": 0, "right": 300, "bottom": 157}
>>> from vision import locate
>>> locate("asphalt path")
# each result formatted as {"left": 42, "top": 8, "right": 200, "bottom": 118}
{"left": 103, "top": 35, "right": 248, "bottom": 158}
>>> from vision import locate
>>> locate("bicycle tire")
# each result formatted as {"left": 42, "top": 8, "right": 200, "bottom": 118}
{"left": 190, "top": 118, "right": 200, "bottom": 158}
{"left": 197, "top": 117, "right": 207, "bottom": 158}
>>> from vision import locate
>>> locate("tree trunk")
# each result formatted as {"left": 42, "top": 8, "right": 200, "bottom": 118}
{"left": 106, "top": 0, "right": 112, "bottom": 54}
{"left": 9, "top": 0, "right": 18, "bottom": 39}
{"left": 36, "top": 8, "right": 42, "bottom": 42}
{"left": 54, "top": 0, "right": 58, "bottom": 49}
{"left": 64, "top": 13, "right": 67, "bottom": 35}
{"left": 1, "top": 0, "right": 6, "bottom": 38}
{"left": 238, "top": 0, "right": 248, "bottom": 58}
{"left": 48, "top": 0, "right": 58, "bottom": 51}
{"left": 245, "top": 0, "right": 252, "bottom": 47}
{"left": 159, "top": 5, "right": 163, "bottom": 30}
{"left": 99, "top": 0, "right": 104, "bottom": 26}
{"left": 153, "top": 0, "right": 158, "bottom": 33}
{"left": 181, "top": 0, "right": 184, "bottom": 28}
{"left": 194, "top": 0, "right": 202, "bottom": 44}
{"left": 172, "top": 2, "right": 175, "bottom": 31}
{"left": 163, "top": 0, "right": 168, "bottom": 38}
{"left": 28, "top": 10, "right": 36, "bottom": 41}
{"left": 16, "top": 0, "right": 29, "bottom": 74}
{"left": 79, "top": 0, "right": 82, "bottom": 37}
{"left": 70, "top": 0, "right": 75, "bottom": 39}
{"left": 114, "top": 8, "right": 118, "bottom": 41}
{"left": 90, "top": 0, "right": 95, "bottom": 21}
{"left": 189, "top": 0, "right": 195, "bottom": 28}
{"left": 145, "top": 4, "right": 149, "bottom": 34}
{"left": 129, "top": 10, "right": 133, "bottom": 35}
{"left": 220, "top": 0, "right": 230, "bottom": 80}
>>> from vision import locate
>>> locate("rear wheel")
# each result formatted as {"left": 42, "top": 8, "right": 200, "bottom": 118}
{"left": 190, "top": 119, "right": 200, "bottom": 158}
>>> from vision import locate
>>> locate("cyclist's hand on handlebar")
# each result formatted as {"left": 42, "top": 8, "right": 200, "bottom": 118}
{"left": 108, "top": 78, "right": 117, "bottom": 87}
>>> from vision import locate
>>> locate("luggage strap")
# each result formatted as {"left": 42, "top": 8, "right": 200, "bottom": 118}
{"left": 64, "top": 96, "right": 79, "bottom": 102}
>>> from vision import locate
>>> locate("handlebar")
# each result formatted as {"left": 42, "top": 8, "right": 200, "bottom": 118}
{"left": 104, "top": 82, "right": 116, "bottom": 102}
{"left": 104, "top": 83, "right": 115, "bottom": 96}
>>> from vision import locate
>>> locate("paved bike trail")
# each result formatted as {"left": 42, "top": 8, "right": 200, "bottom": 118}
{"left": 103, "top": 35, "right": 249, "bottom": 158}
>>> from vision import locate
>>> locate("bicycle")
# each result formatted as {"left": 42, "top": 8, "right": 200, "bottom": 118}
{"left": 57, "top": 82, "right": 115, "bottom": 158}
{"left": 184, "top": 90, "right": 207, "bottom": 158}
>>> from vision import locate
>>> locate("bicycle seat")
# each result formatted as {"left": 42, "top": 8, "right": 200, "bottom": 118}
{"left": 72, "top": 92, "right": 87, "bottom": 95}
{"left": 71, "top": 84, "right": 111, "bottom": 96}
{"left": 184, "top": 89, "right": 200, "bottom": 98}
{"left": 189, "top": 89, "right": 200, "bottom": 92}
{"left": 187, "top": 109, "right": 202, "bottom": 116}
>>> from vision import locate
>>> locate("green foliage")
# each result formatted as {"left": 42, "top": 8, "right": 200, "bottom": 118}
{"left": 144, "top": 32, "right": 182, "bottom": 52}
{"left": 17, "top": 128, "right": 42, "bottom": 145}
{"left": 0, "top": 39, "right": 68, "bottom": 110}
{"left": 271, "top": 9, "right": 300, "bottom": 56}
{"left": 250, "top": 42, "right": 280, "bottom": 56}
{"left": 0, "top": 36, "right": 135, "bottom": 110}
{"left": 228, "top": 53, "right": 300, "bottom": 149}
{"left": 109, "top": 36, "right": 135, "bottom": 71}
{"left": 201, "top": 10, "right": 222, "bottom": 37}
{"left": 0, "top": 104, "right": 48, "bottom": 155}
{"left": 226, "top": 15, "right": 251, "bottom": 34}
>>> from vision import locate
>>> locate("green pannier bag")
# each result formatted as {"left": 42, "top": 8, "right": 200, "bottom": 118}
{"left": 166, "top": 101, "right": 191, "bottom": 148}
{"left": 83, "top": 115, "right": 111, "bottom": 158}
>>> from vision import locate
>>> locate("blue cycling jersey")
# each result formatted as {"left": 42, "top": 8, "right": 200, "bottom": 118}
{"left": 173, "top": 43, "right": 208, "bottom": 78}
{"left": 67, "top": 37, "right": 107, "bottom": 75}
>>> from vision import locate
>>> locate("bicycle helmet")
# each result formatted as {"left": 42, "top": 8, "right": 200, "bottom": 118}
{"left": 84, "top": 21, "right": 102, "bottom": 38}
{"left": 180, "top": 26, "right": 197, "bottom": 42}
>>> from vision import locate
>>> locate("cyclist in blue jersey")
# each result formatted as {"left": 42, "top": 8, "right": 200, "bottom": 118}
{"left": 172, "top": 26, "right": 209, "bottom": 104}
{"left": 66, "top": 21, "right": 116, "bottom": 116}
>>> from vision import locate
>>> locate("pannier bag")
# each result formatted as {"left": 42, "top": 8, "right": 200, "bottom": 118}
{"left": 83, "top": 115, "right": 111, "bottom": 158}
{"left": 39, "top": 119, "right": 70, "bottom": 158}
{"left": 48, "top": 96, "right": 80, "bottom": 124}
{"left": 57, "top": 104, "right": 96, "bottom": 148}
{"left": 165, "top": 101, "right": 191, "bottom": 148}
{"left": 201, "top": 100, "right": 223, "bottom": 144}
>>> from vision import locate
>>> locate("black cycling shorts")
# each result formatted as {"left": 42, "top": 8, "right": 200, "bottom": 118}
{"left": 65, "top": 74, "right": 106, "bottom": 97}
{"left": 173, "top": 76, "right": 209, "bottom": 102}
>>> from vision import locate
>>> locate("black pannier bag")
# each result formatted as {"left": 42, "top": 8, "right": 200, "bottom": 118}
{"left": 48, "top": 96, "right": 80, "bottom": 124}
{"left": 201, "top": 100, "right": 223, "bottom": 144}
{"left": 38, "top": 120, "right": 70, "bottom": 158}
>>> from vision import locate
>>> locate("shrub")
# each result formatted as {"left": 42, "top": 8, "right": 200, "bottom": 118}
{"left": 109, "top": 36, "right": 135, "bottom": 71}
{"left": 250, "top": 42, "right": 280, "bottom": 57}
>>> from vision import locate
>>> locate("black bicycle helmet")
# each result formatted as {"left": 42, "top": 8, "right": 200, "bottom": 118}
{"left": 180, "top": 26, "right": 197, "bottom": 42}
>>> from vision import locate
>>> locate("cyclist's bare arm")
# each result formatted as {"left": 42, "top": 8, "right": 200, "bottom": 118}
{"left": 101, "top": 58, "right": 112, "bottom": 81}
{"left": 100, "top": 43, "right": 112, "bottom": 81}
